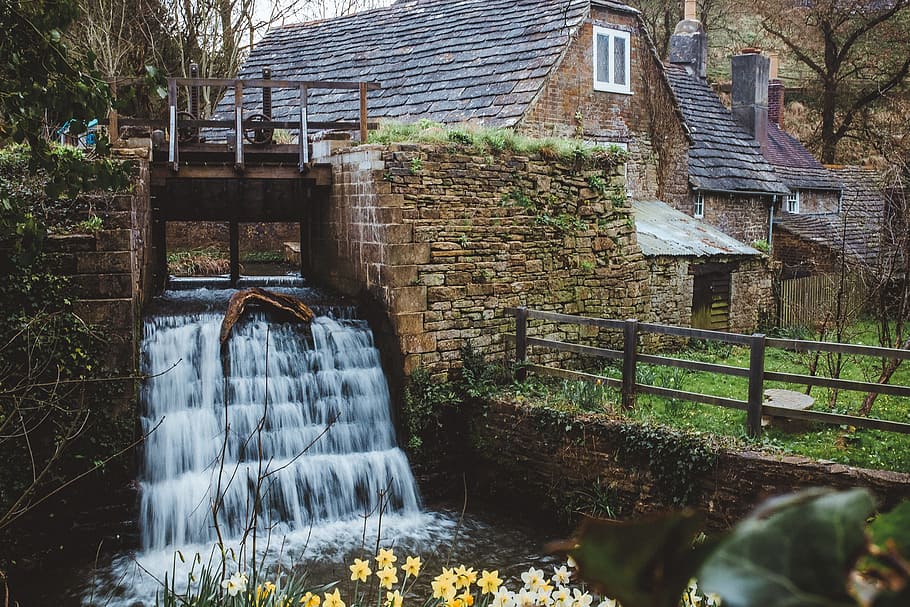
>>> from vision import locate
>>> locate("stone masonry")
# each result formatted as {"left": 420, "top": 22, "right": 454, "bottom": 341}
{"left": 311, "top": 143, "right": 652, "bottom": 377}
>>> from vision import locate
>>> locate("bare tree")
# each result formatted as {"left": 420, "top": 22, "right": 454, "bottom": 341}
{"left": 758, "top": 0, "right": 910, "bottom": 163}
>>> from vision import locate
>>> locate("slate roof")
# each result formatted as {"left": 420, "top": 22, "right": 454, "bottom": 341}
{"left": 633, "top": 199, "right": 761, "bottom": 257}
{"left": 766, "top": 124, "right": 842, "bottom": 191}
{"left": 774, "top": 166, "right": 885, "bottom": 265}
{"left": 664, "top": 64, "right": 789, "bottom": 196}
{"left": 224, "top": 0, "right": 624, "bottom": 127}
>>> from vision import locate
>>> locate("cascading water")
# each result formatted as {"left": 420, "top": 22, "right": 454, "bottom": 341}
{"left": 139, "top": 296, "right": 422, "bottom": 550}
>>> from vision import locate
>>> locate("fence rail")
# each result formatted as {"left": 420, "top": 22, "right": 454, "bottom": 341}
{"left": 504, "top": 307, "right": 910, "bottom": 437}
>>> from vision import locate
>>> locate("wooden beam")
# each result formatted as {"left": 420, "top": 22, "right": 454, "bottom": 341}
{"left": 168, "top": 78, "right": 178, "bottom": 171}
{"left": 234, "top": 81, "right": 244, "bottom": 171}
{"left": 359, "top": 82, "right": 369, "bottom": 144}
{"left": 150, "top": 163, "right": 332, "bottom": 185}
{"left": 299, "top": 84, "right": 309, "bottom": 171}
{"left": 172, "top": 77, "right": 381, "bottom": 90}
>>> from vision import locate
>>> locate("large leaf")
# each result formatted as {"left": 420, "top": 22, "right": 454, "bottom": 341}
{"left": 697, "top": 488, "right": 875, "bottom": 607}
{"left": 550, "top": 510, "right": 708, "bottom": 607}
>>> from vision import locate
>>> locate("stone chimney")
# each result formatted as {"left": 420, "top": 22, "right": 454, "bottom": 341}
{"left": 767, "top": 52, "right": 784, "bottom": 126}
{"left": 731, "top": 49, "right": 769, "bottom": 151}
{"left": 668, "top": 0, "right": 707, "bottom": 79}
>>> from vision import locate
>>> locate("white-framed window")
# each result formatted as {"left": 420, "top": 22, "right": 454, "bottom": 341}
{"left": 786, "top": 191, "right": 800, "bottom": 213}
{"left": 593, "top": 25, "right": 632, "bottom": 94}
{"left": 694, "top": 192, "right": 705, "bottom": 218}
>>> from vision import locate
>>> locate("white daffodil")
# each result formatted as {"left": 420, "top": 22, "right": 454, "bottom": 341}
{"left": 515, "top": 588, "right": 537, "bottom": 607}
{"left": 491, "top": 587, "right": 515, "bottom": 607}
{"left": 552, "top": 587, "right": 572, "bottom": 607}
{"left": 571, "top": 588, "right": 593, "bottom": 607}
{"left": 551, "top": 566, "right": 571, "bottom": 586}
{"left": 521, "top": 567, "right": 545, "bottom": 592}
{"left": 221, "top": 571, "right": 248, "bottom": 597}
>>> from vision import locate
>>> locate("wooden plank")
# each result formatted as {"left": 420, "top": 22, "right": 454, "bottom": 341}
{"left": 527, "top": 364, "right": 623, "bottom": 389}
{"left": 504, "top": 307, "right": 625, "bottom": 330}
{"left": 762, "top": 405, "right": 910, "bottom": 434}
{"left": 636, "top": 384, "right": 748, "bottom": 411}
{"left": 168, "top": 78, "right": 178, "bottom": 171}
{"left": 764, "top": 371, "right": 910, "bottom": 398}
{"left": 637, "top": 353, "right": 751, "bottom": 377}
{"left": 747, "top": 333, "right": 767, "bottom": 438}
{"left": 515, "top": 307, "right": 529, "bottom": 381}
{"left": 173, "top": 77, "right": 381, "bottom": 90}
{"left": 359, "top": 82, "right": 369, "bottom": 144}
{"left": 622, "top": 319, "right": 638, "bottom": 409}
{"left": 766, "top": 337, "right": 910, "bottom": 359}
{"left": 637, "top": 322, "right": 752, "bottom": 345}
{"left": 234, "top": 81, "right": 244, "bottom": 171}
{"left": 502, "top": 334, "right": 624, "bottom": 360}
{"left": 150, "top": 163, "right": 332, "bottom": 183}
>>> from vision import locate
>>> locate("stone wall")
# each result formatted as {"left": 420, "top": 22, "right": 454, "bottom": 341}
{"left": 44, "top": 155, "right": 152, "bottom": 378}
{"left": 516, "top": 7, "right": 660, "bottom": 201}
{"left": 311, "top": 144, "right": 652, "bottom": 377}
{"left": 646, "top": 255, "right": 772, "bottom": 335}
{"left": 697, "top": 192, "right": 772, "bottom": 244}
{"left": 773, "top": 228, "right": 836, "bottom": 277}
{"left": 468, "top": 401, "right": 910, "bottom": 529}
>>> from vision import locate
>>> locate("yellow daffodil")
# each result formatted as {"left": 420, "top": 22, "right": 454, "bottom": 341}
{"left": 459, "top": 590, "right": 475, "bottom": 606}
{"left": 386, "top": 590, "right": 404, "bottom": 607}
{"left": 376, "top": 548, "right": 397, "bottom": 569}
{"left": 324, "top": 588, "right": 345, "bottom": 607}
{"left": 403, "top": 555, "right": 422, "bottom": 578}
{"left": 454, "top": 566, "right": 477, "bottom": 589}
{"left": 477, "top": 570, "right": 502, "bottom": 595}
{"left": 350, "top": 558, "right": 372, "bottom": 582}
{"left": 432, "top": 578, "right": 457, "bottom": 601}
{"left": 300, "top": 592, "right": 321, "bottom": 607}
{"left": 377, "top": 566, "right": 399, "bottom": 590}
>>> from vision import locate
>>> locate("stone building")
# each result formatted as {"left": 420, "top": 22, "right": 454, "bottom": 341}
{"left": 231, "top": 0, "right": 775, "bottom": 335}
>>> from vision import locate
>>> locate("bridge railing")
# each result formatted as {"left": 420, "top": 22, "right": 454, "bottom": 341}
{"left": 116, "top": 74, "right": 381, "bottom": 173}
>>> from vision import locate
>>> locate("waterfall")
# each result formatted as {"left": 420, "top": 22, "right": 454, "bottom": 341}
{"left": 138, "top": 297, "right": 422, "bottom": 551}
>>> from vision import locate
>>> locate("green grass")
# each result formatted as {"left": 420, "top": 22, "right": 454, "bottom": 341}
{"left": 499, "top": 322, "right": 910, "bottom": 473}
{"left": 367, "top": 119, "right": 629, "bottom": 165}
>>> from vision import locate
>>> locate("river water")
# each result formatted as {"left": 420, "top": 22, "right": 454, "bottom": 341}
{"left": 72, "top": 287, "right": 563, "bottom": 606}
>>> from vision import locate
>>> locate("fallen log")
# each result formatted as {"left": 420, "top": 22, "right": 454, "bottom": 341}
{"left": 220, "top": 287, "right": 315, "bottom": 346}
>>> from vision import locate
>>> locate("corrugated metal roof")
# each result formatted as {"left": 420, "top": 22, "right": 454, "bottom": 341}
{"left": 633, "top": 200, "right": 762, "bottom": 257}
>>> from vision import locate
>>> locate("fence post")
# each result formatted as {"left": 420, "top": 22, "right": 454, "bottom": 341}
{"left": 515, "top": 307, "right": 529, "bottom": 381}
{"left": 747, "top": 332, "right": 766, "bottom": 437}
{"left": 622, "top": 318, "right": 638, "bottom": 410}
{"left": 359, "top": 82, "right": 368, "bottom": 144}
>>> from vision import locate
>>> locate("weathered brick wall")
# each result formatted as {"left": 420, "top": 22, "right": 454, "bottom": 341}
{"left": 311, "top": 144, "right": 652, "bottom": 377}
{"left": 784, "top": 189, "right": 840, "bottom": 215}
{"left": 773, "top": 229, "right": 837, "bottom": 277}
{"left": 646, "top": 255, "right": 772, "bottom": 334}
{"left": 697, "top": 192, "right": 772, "bottom": 244}
{"left": 516, "top": 8, "right": 663, "bottom": 201}
{"left": 469, "top": 401, "right": 910, "bottom": 529}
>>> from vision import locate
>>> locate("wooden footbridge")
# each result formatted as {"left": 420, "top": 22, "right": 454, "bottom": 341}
{"left": 113, "top": 69, "right": 380, "bottom": 288}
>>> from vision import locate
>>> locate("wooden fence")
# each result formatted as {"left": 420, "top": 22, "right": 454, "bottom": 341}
{"left": 778, "top": 273, "right": 867, "bottom": 328}
{"left": 506, "top": 307, "right": 910, "bottom": 438}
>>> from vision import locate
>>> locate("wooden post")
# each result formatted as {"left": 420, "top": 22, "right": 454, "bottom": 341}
{"left": 298, "top": 84, "right": 309, "bottom": 171}
{"left": 108, "top": 109, "right": 119, "bottom": 144}
{"left": 229, "top": 221, "right": 240, "bottom": 287}
{"left": 622, "top": 319, "right": 638, "bottom": 410}
{"left": 359, "top": 82, "right": 368, "bottom": 144}
{"left": 515, "top": 307, "right": 529, "bottom": 381}
{"left": 234, "top": 81, "right": 244, "bottom": 171}
{"left": 168, "top": 78, "right": 178, "bottom": 171}
{"left": 747, "top": 333, "right": 766, "bottom": 437}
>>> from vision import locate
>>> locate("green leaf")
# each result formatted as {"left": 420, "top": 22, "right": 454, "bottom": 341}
{"left": 552, "top": 510, "right": 708, "bottom": 607}
{"left": 697, "top": 488, "right": 875, "bottom": 607}
{"left": 869, "top": 501, "right": 910, "bottom": 557}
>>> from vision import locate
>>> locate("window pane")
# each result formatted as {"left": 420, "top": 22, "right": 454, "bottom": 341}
{"left": 613, "top": 36, "right": 626, "bottom": 86}
{"left": 596, "top": 33, "right": 611, "bottom": 83}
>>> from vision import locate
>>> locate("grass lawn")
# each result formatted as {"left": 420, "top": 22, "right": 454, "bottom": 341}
{"left": 499, "top": 323, "right": 910, "bottom": 473}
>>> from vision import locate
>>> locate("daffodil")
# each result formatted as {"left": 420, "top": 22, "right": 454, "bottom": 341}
{"left": 552, "top": 587, "right": 572, "bottom": 607}
{"left": 515, "top": 588, "right": 536, "bottom": 607}
{"left": 386, "top": 590, "right": 404, "bottom": 607}
{"left": 566, "top": 556, "right": 577, "bottom": 569}
{"left": 455, "top": 565, "right": 478, "bottom": 589}
{"left": 377, "top": 566, "right": 399, "bottom": 590}
{"left": 478, "top": 570, "right": 502, "bottom": 595}
{"left": 571, "top": 588, "right": 593, "bottom": 607}
{"left": 551, "top": 566, "right": 571, "bottom": 586}
{"left": 491, "top": 588, "right": 514, "bottom": 607}
{"left": 432, "top": 577, "right": 457, "bottom": 601}
{"left": 300, "top": 592, "right": 322, "bottom": 607}
{"left": 376, "top": 548, "right": 397, "bottom": 569}
{"left": 537, "top": 582, "right": 554, "bottom": 605}
{"left": 521, "top": 567, "right": 545, "bottom": 592}
{"left": 403, "top": 555, "right": 422, "bottom": 578}
{"left": 324, "top": 589, "right": 345, "bottom": 607}
{"left": 221, "top": 571, "right": 248, "bottom": 597}
{"left": 595, "top": 599, "right": 616, "bottom": 607}
{"left": 458, "top": 590, "right": 475, "bottom": 607}
{"left": 350, "top": 558, "right": 372, "bottom": 582}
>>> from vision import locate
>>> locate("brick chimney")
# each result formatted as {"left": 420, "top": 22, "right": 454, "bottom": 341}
{"left": 731, "top": 49, "right": 769, "bottom": 151}
{"left": 669, "top": 0, "right": 707, "bottom": 79}
{"left": 767, "top": 52, "right": 784, "bottom": 126}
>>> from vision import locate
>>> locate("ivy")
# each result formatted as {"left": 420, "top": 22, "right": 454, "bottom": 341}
{"left": 612, "top": 422, "right": 717, "bottom": 507}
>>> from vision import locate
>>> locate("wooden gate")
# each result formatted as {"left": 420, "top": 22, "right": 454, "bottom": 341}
{"left": 692, "top": 271, "right": 731, "bottom": 330}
